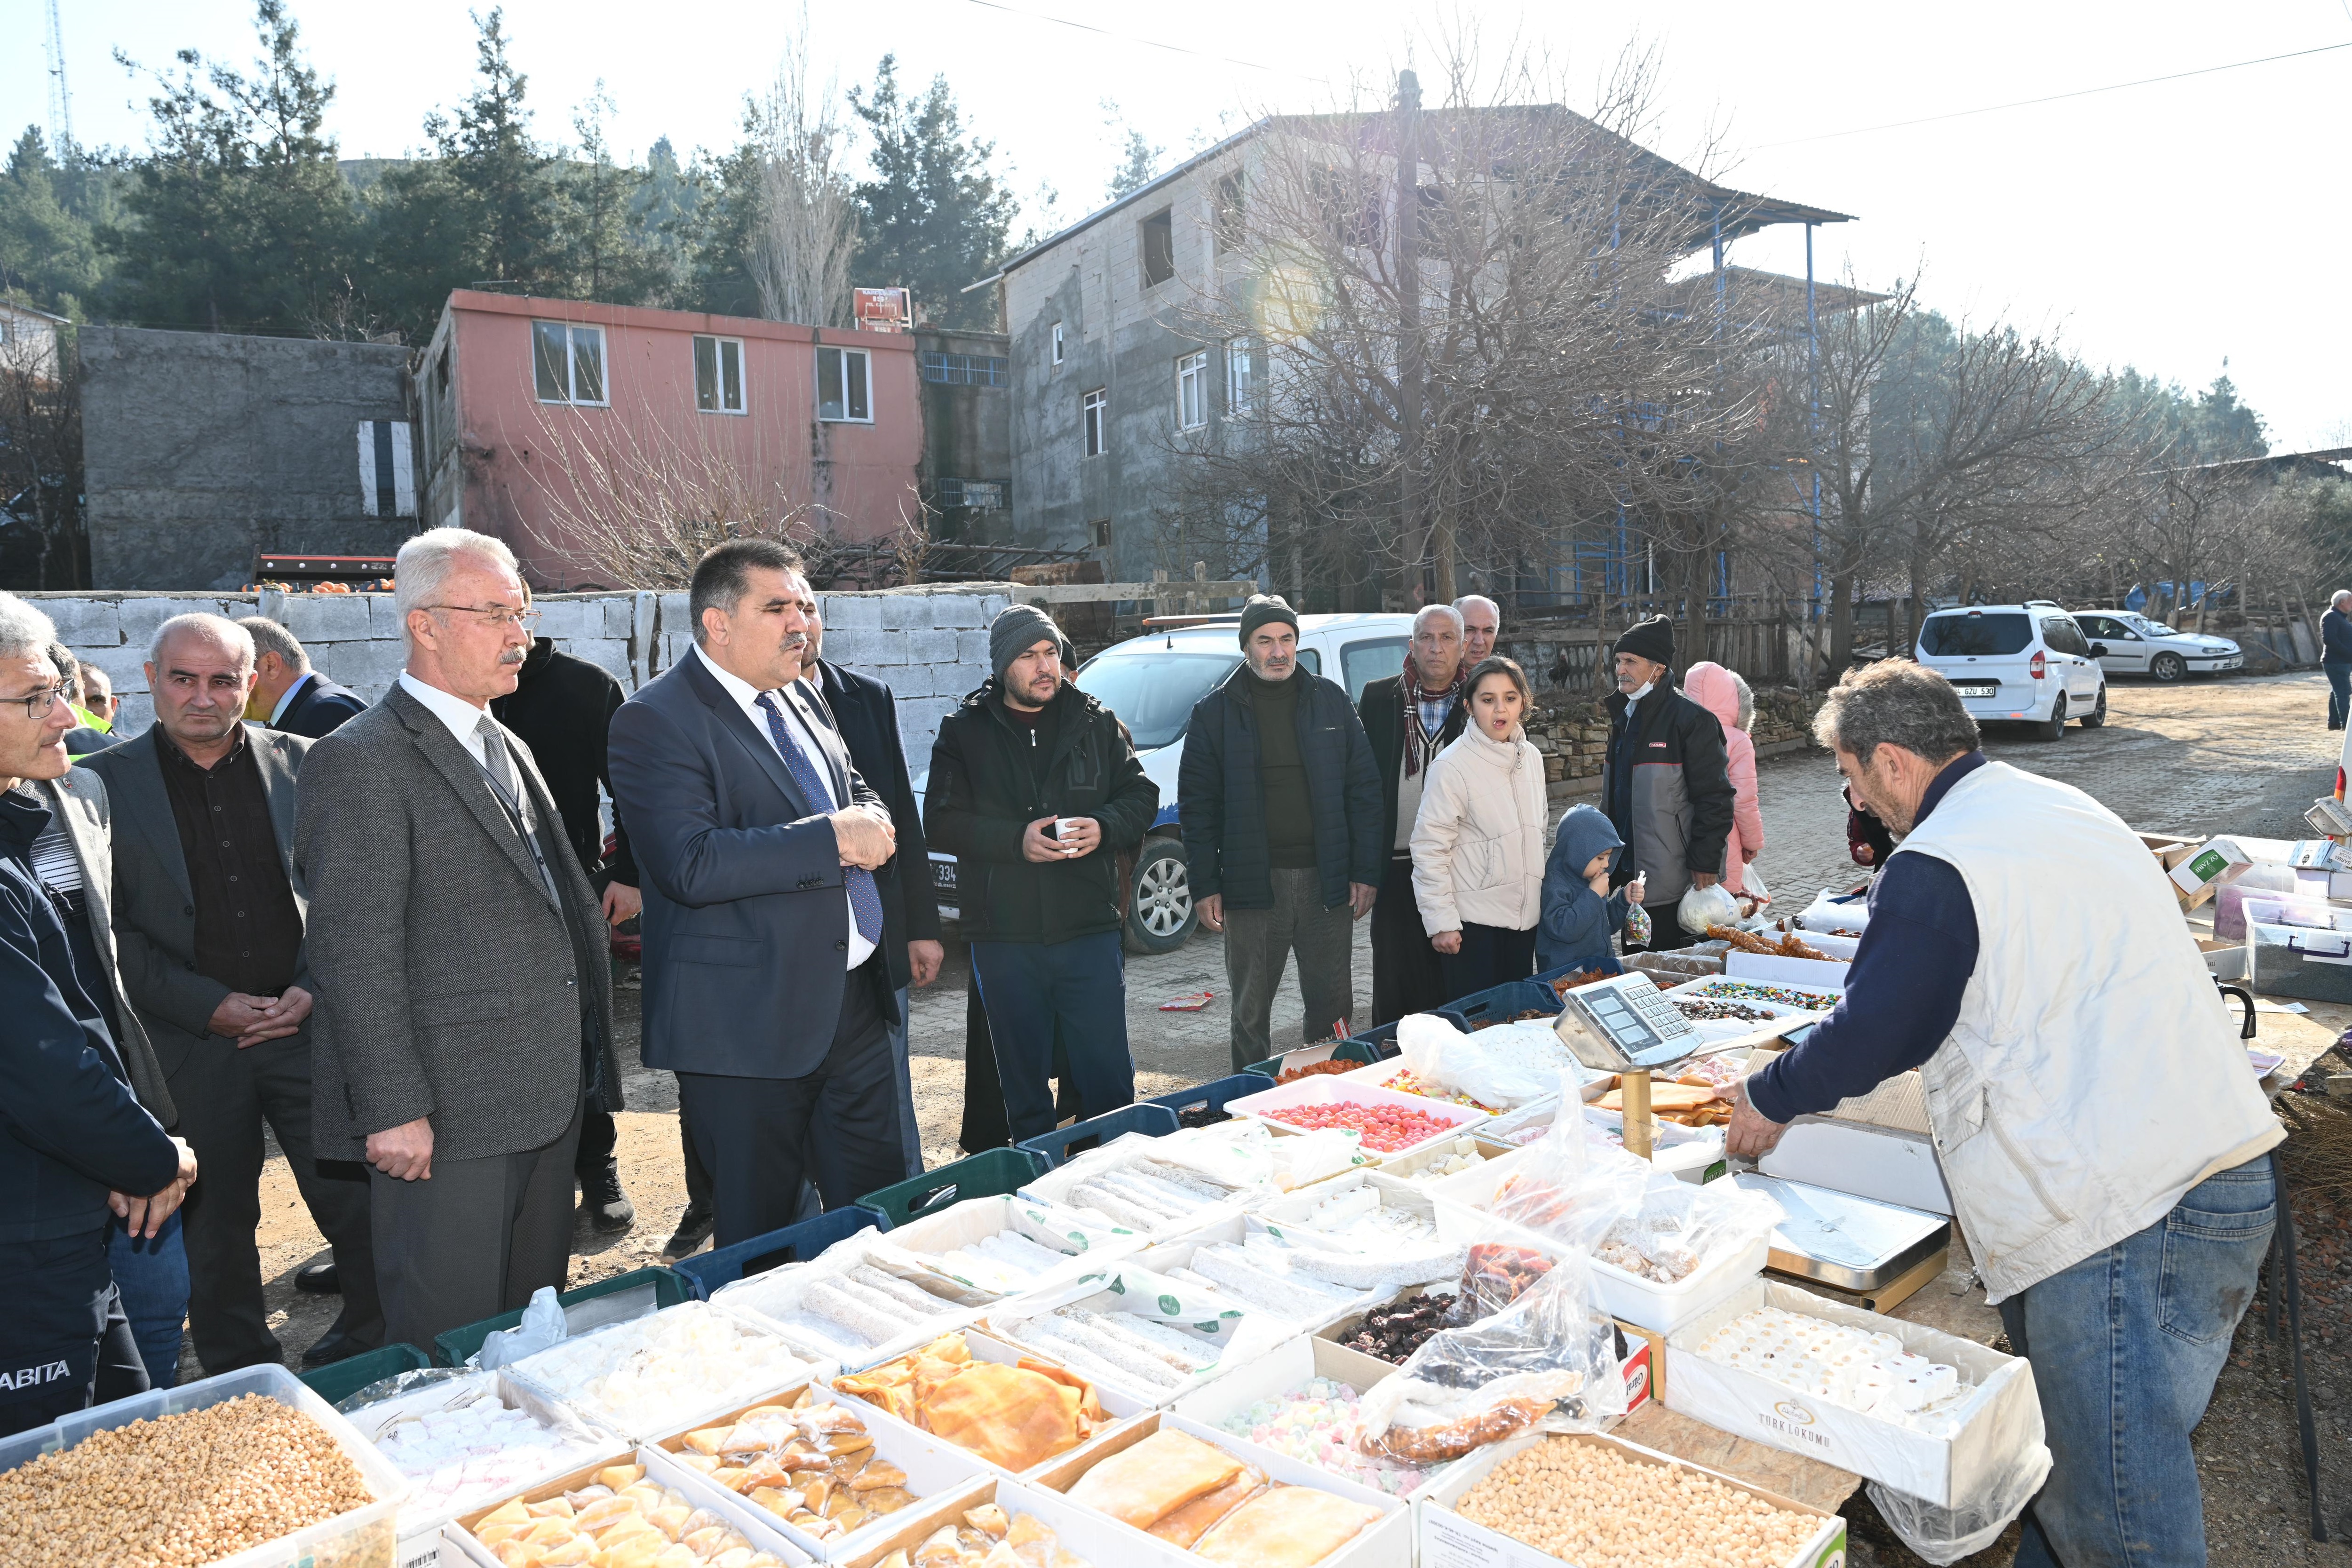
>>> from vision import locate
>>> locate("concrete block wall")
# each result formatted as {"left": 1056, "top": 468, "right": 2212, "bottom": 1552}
{"left": 24, "top": 582, "right": 1015, "bottom": 771}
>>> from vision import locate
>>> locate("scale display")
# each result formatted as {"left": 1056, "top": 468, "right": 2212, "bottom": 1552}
{"left": 1554, "top": 973, "right": 1702, "bottom": 1070}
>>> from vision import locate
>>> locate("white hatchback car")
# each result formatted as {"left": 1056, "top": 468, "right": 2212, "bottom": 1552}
{"left": 1914, "top": 603, "right": 2108, "bottom": 739}
{"left": 2068, "top": 610, "right": 2242, "bottom": 683}
{"left": 925, "top": 611, "right": 1416, "bottom": 952}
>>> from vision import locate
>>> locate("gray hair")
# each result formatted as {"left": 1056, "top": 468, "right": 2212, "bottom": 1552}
{"left": 45, "top": 643, "right": 78, "bottom": 700}
{"left": 1728, "top": 669, "right": 1755, "bottom": 732}
{"left": 1412, "top": 603, "right": 1464, "bottom": 639}
{"left": 1812, "top": 660, "right": 1979, "bottom": 767}
{"left": 394, "top": 527, "right": 521, "bottom": 650}
{"left": 2333, "top": 590, "right": 2352, "bottom": 612}
{"left": 1453, "top": 594, "right": 1500, "bottom": 626}
{"left": 237, "top": 615, "right": 310, "bottom": 673}
{"left": 0, "top": 594, "right": 57, "bottom": 664}
{"left": 148, "top": 613, "right": 255, "bottom": 669}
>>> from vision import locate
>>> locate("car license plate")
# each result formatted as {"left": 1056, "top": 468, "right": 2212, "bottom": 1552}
{"left": 932, "top": 860, "right": 958, "bottom": 888}
{"left": 1952, "top": 683, "right": 1998, "bottom": 699}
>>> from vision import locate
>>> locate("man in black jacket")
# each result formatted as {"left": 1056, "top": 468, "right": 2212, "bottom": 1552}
{"left": 491, "top": 634, "right": 640, "bottom": 1234}
{"left": 238, "top": 619, "right": 367, "bottom": 739}
{"left": 1602, "top": 615, "right": 1735, "bottom": 949}
{"left": 1358, "top": 605, "right": 1471, "bottom": 1025}
{"left": 1182, "top": 596, "right": 1383, "bottom": 1072}
{"left": 0, "top": 593, "right": 197, "bottom": 1435}
{"left": 804, "top": 605, "right": 944, "bottom": 1173}
{"left": 925, "top": 605, "right": 1158, "bottom": 1144}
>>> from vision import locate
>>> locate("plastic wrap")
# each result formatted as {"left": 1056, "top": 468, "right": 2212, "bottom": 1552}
{"left": 1592, "top": 1170, "right": 1780, "bottom": 1286}
{"left": 1355, "top": 1250, "right": 1623, "bottom": 1464}
{"left": 333, "top": 1366, "right": 471, "bottom": 1413}
{"left": 1398, "top": 1015, "right": 1573, "bottom": 1109}
{"left": 1486, "top": 1077, "right": 1652, "bottom": 1250}
{"left": 478, "top": 1285, "right": 567, "bottom": 1369}
{"left": 1867, "top": 1442, "right": 2052, "bottom": 1564}
{"left": 1446, "top": 1243, "right": 1556, "bottom": 1325}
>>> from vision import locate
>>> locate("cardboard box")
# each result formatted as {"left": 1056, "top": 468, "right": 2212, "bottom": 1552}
{"left": 1026, "top": 1410, "right": 1412, "bottom": 1568}
{"left": 1017, "top": 1128, "right": 1267, "bottom": 1243}
{"left": 714, "top": 1229, "right": 995, "bottom": 1369}
{"left": 1414, "top": 1430, "right": 1845, "bottom": 1568}
{"left": 1724, "top": 951, "right": 1852, "bottom": 989}
{"left": 1311, "top": 1283, "right": 1654, "bottom": 1421}
{"left": 2170, "top": 837, "right": 2252, "bottom": 910}
{"left": 829, "top": 1327, "right": 1152, "bottom": 1480}
{"left": 983, "top": 1263, "right": 1290, "bottom": 1408}
{"left": 1131, "top": 1213, "right": 1399, "bottom": 1337}
{"left": 509, "top": 1301, "right": 823, "bottom": 1443}
{"left": 652, "top": 1385, "right": 994, "bottom": 1560}
{"left": 447, "top": 1444, "right": 815, "bottom": 1566}
{"left": 871, "top": 1193, "right": 1146, "bottom": 1298}
{"left": 1164, "top": 1333, "right": 1444, "bottom": 1498}
{"left": 1662, "top": 1278, "right": 2040, "bottom": 1507}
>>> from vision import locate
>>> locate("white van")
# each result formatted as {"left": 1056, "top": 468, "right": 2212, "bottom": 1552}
{"left": 1914, "top": 603, "right": 2109, "bottom": 739}
{"left": 928, "top": 611, "right": 1414, "bottom": 951}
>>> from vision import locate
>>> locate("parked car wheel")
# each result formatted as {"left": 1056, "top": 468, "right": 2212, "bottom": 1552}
{"left": 2036, "top": 695, "right": 2068, "bottom": 741}
{"left": 1126, "top": 835, "right": 1197, "bottom": 954}
{"left": 2079, "top": 685, "right": 2107, "bottom": 728}
{"left": 2149, "top": 651, "right": 2187, "bottom": 683}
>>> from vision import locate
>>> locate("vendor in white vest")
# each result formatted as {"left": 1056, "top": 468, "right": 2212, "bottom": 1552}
{"left": 1728, "top": 660, "right": 2281, "bottom": 1568}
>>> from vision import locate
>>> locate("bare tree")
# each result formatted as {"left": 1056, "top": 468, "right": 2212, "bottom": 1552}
{"left": 748, "top": 13, "right": 858, "bottom": 329}
{"left": 0, "top": 325, "right": 87, "bottom": 589}
{"left": 1158, "top": 35, "right": 1770, "bottom": 611}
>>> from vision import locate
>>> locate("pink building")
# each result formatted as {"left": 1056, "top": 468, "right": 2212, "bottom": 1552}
{"left": 416, "top": 290, "right": 923, "bottom": 588}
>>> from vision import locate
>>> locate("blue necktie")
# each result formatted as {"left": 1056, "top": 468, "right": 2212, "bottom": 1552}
{"left": 756, "top": 692, "right": 884, "bottom": 946}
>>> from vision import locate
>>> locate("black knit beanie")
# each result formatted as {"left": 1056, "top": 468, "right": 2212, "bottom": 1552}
{"left": 1614, "top": 614, "right": 1675, "bottom": 667}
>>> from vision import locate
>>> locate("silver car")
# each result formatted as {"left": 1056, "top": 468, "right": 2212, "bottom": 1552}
{"left": 2070, "top": 610, "right": 2242, "bottom": 683}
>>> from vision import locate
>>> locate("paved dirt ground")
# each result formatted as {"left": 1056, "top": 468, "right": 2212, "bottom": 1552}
{"left": 236, "top": 669, "right": 2352, "bottom": 1562}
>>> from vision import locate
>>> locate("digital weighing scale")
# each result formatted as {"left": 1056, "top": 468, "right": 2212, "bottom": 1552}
{"left": 1553, "top": 972, "right": 1705, "bottom": 1072}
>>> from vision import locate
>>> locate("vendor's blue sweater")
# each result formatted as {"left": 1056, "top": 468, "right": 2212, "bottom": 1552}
{"left": 1536, "top": 805, "right": 1634, "bottom": 971}
{"left": 1747, "top": 754, "right": 1985, "bottom": 1123}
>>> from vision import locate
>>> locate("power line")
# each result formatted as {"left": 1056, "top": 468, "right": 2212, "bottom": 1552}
{"left": 1759, "top": 38, "right": 2352, "bottom": 148}
{"left": 958, "top": 0, "right": 1327, "bottom": 84}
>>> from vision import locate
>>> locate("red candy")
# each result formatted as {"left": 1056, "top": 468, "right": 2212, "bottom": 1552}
{"left": 1263, "top": 1099, "right": 1460, "bottom": 1152}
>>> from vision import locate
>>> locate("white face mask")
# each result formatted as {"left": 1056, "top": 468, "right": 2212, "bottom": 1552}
{"left": 1623, "top": 680, "right": 1655, "bottom": 704}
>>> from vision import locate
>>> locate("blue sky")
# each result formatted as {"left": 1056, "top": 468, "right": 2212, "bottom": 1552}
{"left": 12, "top": 0, "right": 2348, "bottom": 447}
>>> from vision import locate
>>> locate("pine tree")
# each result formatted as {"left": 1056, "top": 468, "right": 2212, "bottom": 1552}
{"left": 849, "top": 56, "right": 1015, "bottom": 330}
{"left": 0, "top": 129, "right": 104, "bottom": 313}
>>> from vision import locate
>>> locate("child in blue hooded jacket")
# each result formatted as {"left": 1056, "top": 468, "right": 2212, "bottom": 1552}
{"left": 1537, "top": 804, "right": 1644, "bottom": 971}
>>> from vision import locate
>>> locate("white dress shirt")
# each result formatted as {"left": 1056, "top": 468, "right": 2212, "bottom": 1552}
{"left": 269, "top": 670, "right": 315, "bottom": 726}
{"left": 397, "top": 671, "right": 493, "bottom": 765}
{"left": 693, "top": 645, "right": 874, "bottom": 971}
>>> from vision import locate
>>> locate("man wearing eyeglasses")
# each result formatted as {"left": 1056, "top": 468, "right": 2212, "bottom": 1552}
{"left": 0, "top": 592, "right": 197, "bottom": 1436}
{"left": 296, "top": 529, "right": 623, "bottom": 1353}
{"left": 84, "top": 613, "right": 384, "bottom": 1375}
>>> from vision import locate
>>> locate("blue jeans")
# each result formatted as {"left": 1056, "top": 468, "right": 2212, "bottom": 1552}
{"left": 2327, "top": 661, "right": 2351, "bottom": 730}
{"left": 106, "top": 1212, "right": 189, "bottom": 1391}
{"left": 970, "top": 933, "right": 1134, "bottom": 1144}
{"left": 1998, "top": 1155, "right": 2276, "bottom": 1568}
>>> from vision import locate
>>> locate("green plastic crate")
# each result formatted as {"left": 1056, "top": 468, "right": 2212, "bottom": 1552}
{"left": 856, "top": 1147, "right": 1046, "bottom": 1226}
{"left": 432, "top": 1266, "right": 691, "bottom": 1368}
{"left": 298, "top": 1341, "right": 432, "bottom": 1407}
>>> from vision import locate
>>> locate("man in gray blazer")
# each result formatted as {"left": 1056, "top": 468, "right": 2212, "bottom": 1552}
{"left": 83, "top": 614, "right": 381, "bottom": 1372}
{"left": 296, "top": 529, "right": 622, "bottom": 1353}
{"left": 609, "top": 538, "right": 905, "bottom": 1249}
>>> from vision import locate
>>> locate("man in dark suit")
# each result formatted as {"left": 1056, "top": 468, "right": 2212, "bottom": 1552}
{"left": 239, "top": 618, "right": 366, "bottom": 739}
{"left": 84, "top": 613, "right": 382, "bottom": 1372}
{"left": 801, "top": 599, "right": 943, "bottom": 1174}
{"left": 609, "top": 538, "right": 905, "bottom": 1249}
{"left": 1358, "top": 604, "right": 1470, "bottom": 1025}
{"left": 492, "top": 632, "right": 642, "bottom": 1234}
{"left": 295, "top": 530, "right": 621, "bottom": 1353}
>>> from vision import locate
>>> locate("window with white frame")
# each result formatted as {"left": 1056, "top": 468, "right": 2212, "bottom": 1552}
{"left": 1082, "top": 388, "right": 1107, "bottom": 457}
{"left": 816, "top": 345, "right": 871, "bottom": 422}
{"left": 1176, "top": 351, "right": 1207, "bottom": 429}
{"left": 694, "top": 335, "right": 746, "bottom": 414}
{"left": 532, "top": 320, "right": 606, "bottom": 405}
{"left": 1051, "top": 321, "right": 1065, "bottom": 366}
{"left": 1225, "top": 342, "right": 1255, "bottom": 414}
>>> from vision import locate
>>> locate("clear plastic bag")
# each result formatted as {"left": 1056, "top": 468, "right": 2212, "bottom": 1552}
{"left": 1400, "top": 1014, "right": 1570, "bottom": 1109}
{"left": 1867, "top": 1442, "right": 2052, "bottom": 1565}
{"left": 1446, "top": 1242, "right": 1557, "bottom": 1325}
{"left": 1592, "top": 1170, "right": 1780, "bottom": 1286}
{"left": 1356, "top": 1249, "right": 1623, "bottom": 1464}
{"left": 1487, "top": 1072, "right": 1653, "bottom": 1250}
{"left": 333, "top": 1365, "right": 473, "bottom": 1414}
{"left": 1678, "top": 882, "right": 1741, "bottom": 935}
{"left": 477, "top": 1285, "right": 567, "bottom": 1369}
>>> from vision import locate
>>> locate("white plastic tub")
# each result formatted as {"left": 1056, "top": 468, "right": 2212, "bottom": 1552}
{"left": 0, "top": 1361, "right": 409, "bottom": 1568}
{"left": 1224, "top": 1075, "right": 1490, "bottom": 1160}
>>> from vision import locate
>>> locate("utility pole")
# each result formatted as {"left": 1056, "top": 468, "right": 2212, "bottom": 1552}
{"left": 1393, "top": 70, "right": 1444, "bottom": 604}
{"left": 44, "top": 0, "right": 74, "bottom": 156}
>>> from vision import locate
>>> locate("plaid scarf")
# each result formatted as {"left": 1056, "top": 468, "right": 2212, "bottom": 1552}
{"left": 1399, "top": 649, "right": 1467, "bottom": 778}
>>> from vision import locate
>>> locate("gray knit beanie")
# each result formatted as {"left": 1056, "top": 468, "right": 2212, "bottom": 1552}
{"left": 990, "top": 603, "right": 1065, "bottom": 680}
{"left": 1237, "top": 594, "right": 1301, "bottom": 646}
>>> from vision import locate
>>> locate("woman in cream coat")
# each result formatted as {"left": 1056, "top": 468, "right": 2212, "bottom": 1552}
{"left": 1411, "top": 656, "right": 1552, "bottom": 996}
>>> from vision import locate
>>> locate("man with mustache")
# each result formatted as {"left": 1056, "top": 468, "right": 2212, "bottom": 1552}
{"left": 296, "top": 529, "right": 622, "bottom": 1352}
{"left": 609, "top": 539, "right": 905, "bottom": 1246}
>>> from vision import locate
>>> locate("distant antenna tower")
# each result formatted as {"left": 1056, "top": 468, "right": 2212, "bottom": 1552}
{"left": 44, "top": 0, "right": 75, "bottom": 154}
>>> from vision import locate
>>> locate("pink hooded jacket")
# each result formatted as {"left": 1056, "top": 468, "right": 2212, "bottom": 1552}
{"left": 1682, "top": 662, "right": 1763, "bottom": 895}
